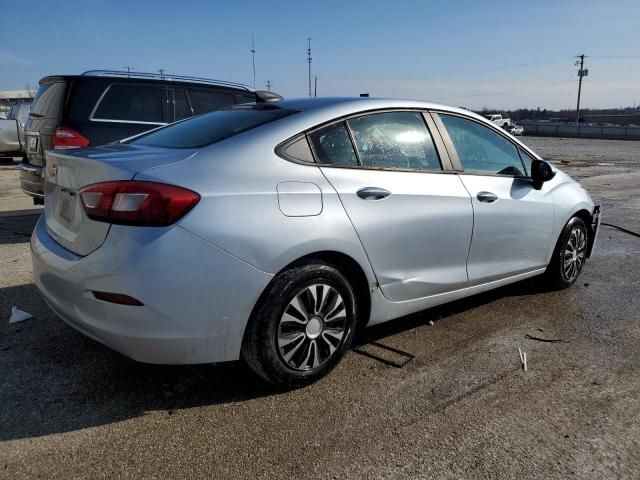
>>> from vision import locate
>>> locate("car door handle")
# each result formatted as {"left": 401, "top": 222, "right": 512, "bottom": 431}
{"left": 477, "top": 191, "right": 498, "bottom": 203}
{"left": 357, "top": 187, "right": 391, "bottom": 200}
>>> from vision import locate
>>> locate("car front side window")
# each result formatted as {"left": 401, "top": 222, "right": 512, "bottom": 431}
{"left": 440, "top": 114, "right": 526, "bottom": 176}
{"left": 518, "top": 148, "right": 537, "bottom": 176}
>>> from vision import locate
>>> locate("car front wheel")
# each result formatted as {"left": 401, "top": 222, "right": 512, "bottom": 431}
{"left": 242, "top": 261, "right": 358, "bottom": 388}
{"left": 546, "top": 216, "right": 588, "bottom": 289}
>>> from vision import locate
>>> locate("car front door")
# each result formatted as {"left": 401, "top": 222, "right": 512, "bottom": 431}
{"left": 312, "top": 111, "right": 473, "bottom": 302}
{"left": 434, "top": 112, "right": 555, "bottom": 284}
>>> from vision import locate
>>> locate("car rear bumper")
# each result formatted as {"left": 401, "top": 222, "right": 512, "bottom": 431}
{"left": 18, "top": 162, "right": 44, "bottom": 198}
{"left": 31, "top": 216, "right": 273, "bottom": 364}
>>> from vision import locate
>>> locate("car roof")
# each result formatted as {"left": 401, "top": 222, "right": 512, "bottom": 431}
{"left": 274, "top": 97, "right": 488, "bottom": 123}
{"left": 39, "top": 70, "right": 253, "bottom": 92}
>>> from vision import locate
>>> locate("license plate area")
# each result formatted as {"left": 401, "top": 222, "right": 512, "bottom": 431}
{"left": 27, "top": 136, "right": 39, "bottom": 153}
{"left": 58, "top": 189, "right": 77, "bottom": 224}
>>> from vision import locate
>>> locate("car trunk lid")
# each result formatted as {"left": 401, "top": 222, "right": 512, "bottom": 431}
{"left": 44, "top": 143, "right": 197, "bottom": 256}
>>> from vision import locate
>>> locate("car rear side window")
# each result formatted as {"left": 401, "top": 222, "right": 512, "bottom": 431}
{"left": 440, "top": 114, "right": 526, "bottom": 176}
{"left": 188, "top": 89, "right": 236, "bottom": 115}
{"left": 92, "top": 84, "right": 169, "bottom": 124}
{"left": 129, "top": 107, "right": 299, "bottom": 149}
{"left": 174, "top": 89, "right": 193, "bottom": 121}
{"left": 308, "top": 123, "right": 358, "bottom": 166}
{"left": 347, "top": 112, "right": 441, "bottom": 171}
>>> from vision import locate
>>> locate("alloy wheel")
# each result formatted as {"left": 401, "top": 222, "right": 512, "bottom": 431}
{"left": 563, "top": 226, "right": 587, "bottom": 282}
{"left": 277, "top": 284, "right": 347, "bottom": 371}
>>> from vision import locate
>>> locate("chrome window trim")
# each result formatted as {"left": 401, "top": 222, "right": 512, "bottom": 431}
{"left": 311, "top": 163, "right": 459, "bottom": 175}
{"left": 90, "top": 118, "right": 168, "bottom": 126}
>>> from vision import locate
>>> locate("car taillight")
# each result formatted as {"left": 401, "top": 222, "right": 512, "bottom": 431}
{"left": 79, "top": 181, "right": 200, "bottom": 226}
{"left": 53, "top": 127, "right": 90, "bottom": 149}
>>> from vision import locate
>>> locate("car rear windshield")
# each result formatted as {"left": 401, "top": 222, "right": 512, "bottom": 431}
{"left": 30, "top": 82, "right": 66, "bottom": 119}
{"left": 128, "top": 106, "right": 298, "bottom": 149}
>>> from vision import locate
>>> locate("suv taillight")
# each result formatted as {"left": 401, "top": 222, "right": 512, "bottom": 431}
{"left": 79, "top": 181, "right": 200, "bottom": 226}
{"left": 53, "top": 127, "right": 90, "bottom": 149}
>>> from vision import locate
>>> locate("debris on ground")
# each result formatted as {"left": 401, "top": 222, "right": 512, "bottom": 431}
{"left": 9, "top": 307, "right": 33, "bottom": 324}
{"left": 518, "top": 348, "right": 528, "bottom": 371}
{"left": 525, "top": 334, "right": 569, "bottom": 343}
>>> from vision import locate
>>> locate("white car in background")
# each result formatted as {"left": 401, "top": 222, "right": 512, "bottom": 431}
{"left": 508, "top": 124, "right": 524, "bottom": 136}
{"left": 484, "top": 114, "right": 512, "bottom": 128}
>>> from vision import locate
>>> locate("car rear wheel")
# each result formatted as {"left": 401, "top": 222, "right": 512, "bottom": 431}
{"left": 242, "top": 261, "right": 358, "bottom": 388}
{"left": 546, "top": 216, "right": 588, "bottom": 289}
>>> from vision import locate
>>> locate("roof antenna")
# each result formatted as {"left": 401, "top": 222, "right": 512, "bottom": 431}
{"left": 251, "top": 35, "right": 256, "bottom": 89}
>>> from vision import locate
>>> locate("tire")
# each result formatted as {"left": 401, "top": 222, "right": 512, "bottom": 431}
{"left": 546, "top": 216, "right": 589, "bottom": 289}
{"left": 241, "top": 261, "right": 358, "bottom": 388}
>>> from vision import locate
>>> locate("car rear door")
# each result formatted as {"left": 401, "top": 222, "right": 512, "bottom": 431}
{"left": 24, "top": 81, "right": 67, "bottom": 168}
{"left": 313, "top": 110, "right": 473, "bottom": 302}
{"left": 433, "top": 112, "right": 555, "bottom": 284}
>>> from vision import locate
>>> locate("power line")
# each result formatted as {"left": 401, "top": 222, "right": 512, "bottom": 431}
{"left": 589, "top": 54, "right": 640, "bottom": 58}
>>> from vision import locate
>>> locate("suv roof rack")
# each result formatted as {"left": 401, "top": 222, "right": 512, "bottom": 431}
{"left": 81, "top": 70, "right": 252, "bottom": 91}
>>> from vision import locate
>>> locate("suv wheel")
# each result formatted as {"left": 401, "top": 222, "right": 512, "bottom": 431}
{"left": 242, "top": 261, "right": 358, "bottom": 388}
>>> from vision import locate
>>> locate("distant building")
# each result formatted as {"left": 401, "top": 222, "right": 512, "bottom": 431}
{"left": 0, "top": 89, "right": 35, "bottom": 117}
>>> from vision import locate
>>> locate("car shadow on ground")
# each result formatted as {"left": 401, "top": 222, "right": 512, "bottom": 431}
{"left": 0, "top": 277, "right": 550, "bottom": 443}
{"left": 0, "top": 213, "right": 39, "bottom": 246}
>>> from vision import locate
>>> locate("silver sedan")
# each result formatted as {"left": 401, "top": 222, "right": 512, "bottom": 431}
{"left": 31, "top": 97, "right": 600, "bottom": 387}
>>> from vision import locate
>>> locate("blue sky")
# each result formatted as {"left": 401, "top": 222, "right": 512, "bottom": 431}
{"left": 2, "top": 0, "right": 639, "bottom": 109}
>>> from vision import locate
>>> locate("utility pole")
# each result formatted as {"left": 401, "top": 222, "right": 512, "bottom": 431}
{"left": 307, "top": 38, "right": 312, "bottom": 97}
{"left": 158, "top": 68, "right": 166, "bottom": 76}
{"left": 123, "top": 65, "right": 134, "bottom": 73}
{"left": 314, "top": 75, "right": 318, "bottom": 97}
{"left": 265, "top": 80, "right": 272, "bottom": 92}
{"left": 575, "top": 54, "right": 588, "bottom": 124}
{"left": 251, "top": 35, "right": 256, "bottom": 89}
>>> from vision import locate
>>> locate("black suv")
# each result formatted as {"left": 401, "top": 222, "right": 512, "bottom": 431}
{"left": 19, "top": 70, "right": 271, "bottom": 203}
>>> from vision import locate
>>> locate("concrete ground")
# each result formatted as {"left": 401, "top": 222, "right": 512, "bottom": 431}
{"left": 0, "top": 138, "right": 639, "bottom": 479}
{"left": 0, "top": 159, "right": 41, "bottom": 215}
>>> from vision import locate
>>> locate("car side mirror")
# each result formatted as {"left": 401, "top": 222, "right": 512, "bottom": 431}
{"left": 530, "top": 159, "right": 555, "bottom": 190}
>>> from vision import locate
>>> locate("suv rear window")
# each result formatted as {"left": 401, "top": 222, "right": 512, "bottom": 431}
{"left": 92, "top": 84, "right": 169, "bottom": 124}
{"left": 129, "top": 107, "right": 298, "bottom": 149}
{"left": 31, "top": 82, "right": 66, "bottom": 119}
